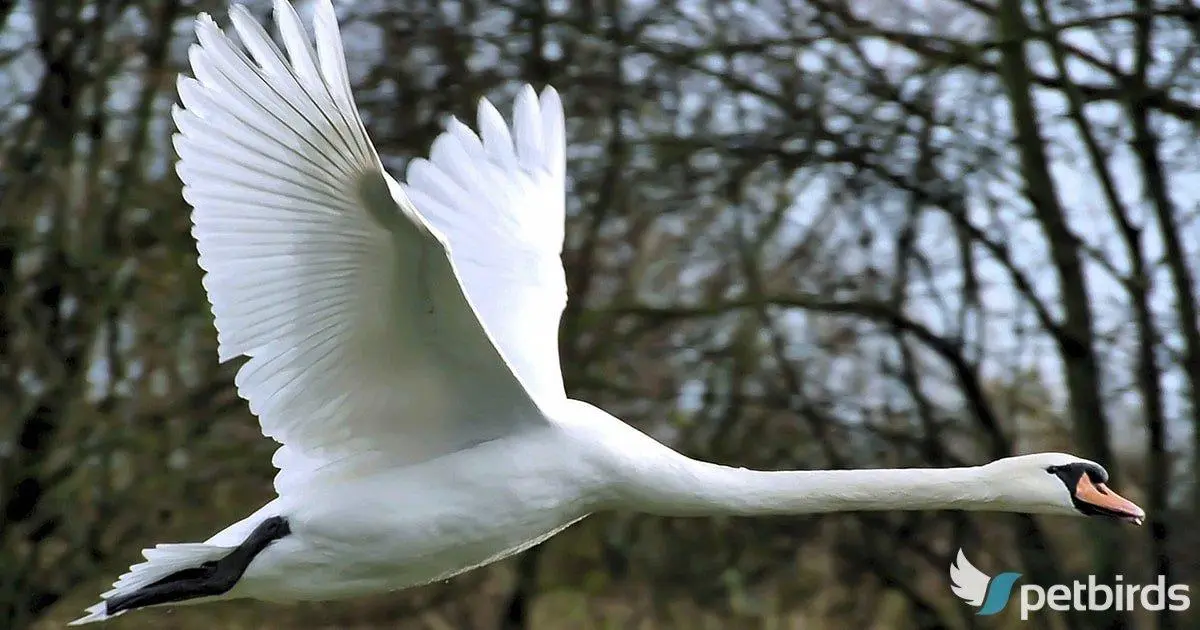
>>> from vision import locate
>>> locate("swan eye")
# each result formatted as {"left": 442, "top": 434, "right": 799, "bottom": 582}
{"left": 1044, "top": 462, "right": 1108, "bottom": 484}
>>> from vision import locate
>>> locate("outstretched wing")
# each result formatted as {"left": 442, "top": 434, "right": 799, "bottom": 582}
{"left": 175, "top": 0, "right": 551, "bottom": 492}
{"left": 949, "top": 549, "right": 990, "bottom": 607}
{"left": 402, "top": 86, "right": 569, "bottom": 404}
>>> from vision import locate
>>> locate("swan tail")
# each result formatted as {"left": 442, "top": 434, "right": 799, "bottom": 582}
{"left": 68, "top": 516, "right": 290, "bottom": 625}
{"left": 68, "top": 543, "right": 231, "bottom": 625}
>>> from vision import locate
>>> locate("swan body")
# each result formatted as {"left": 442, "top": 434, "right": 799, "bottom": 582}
{"left": 215, "top": 419, "right": 605, "bottom": 602}
{"left": 71, "top": 0, "right": 1145, "bottom": 624}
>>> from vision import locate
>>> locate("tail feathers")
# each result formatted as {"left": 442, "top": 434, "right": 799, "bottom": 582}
{"left": 66, "top": 602, "right": 117, "bottom": 626}
{"left": 69, "top": 543, "right": 232, "bottom": 625}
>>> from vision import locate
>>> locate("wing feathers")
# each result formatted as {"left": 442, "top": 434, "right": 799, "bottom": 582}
{"left": 176, "top": 0, "right": 545, "bottom": 488}
{"left": 401, "top": 86, "right": 569, "bottom": 402}
{"left": 428, "top": 133, "right": 481, "bottom": 190}
{"left": 512, "top": 86, "right": 543, "bottom": 167}
{"left": 272, "top": 0, "right": 324, "bottom": 93}
{"left": 539, "top": 88, "right": 566, "bottom": 180}
{"left": 477, "top": 98, "right": 519, "bottom": 168}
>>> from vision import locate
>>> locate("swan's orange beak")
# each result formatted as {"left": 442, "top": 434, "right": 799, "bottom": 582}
{"left": 1074, "top": 476, "right": 1145, "bottom": 525}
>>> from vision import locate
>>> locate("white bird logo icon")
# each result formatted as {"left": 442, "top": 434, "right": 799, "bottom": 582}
{"left": 950, "top": 548, "right": 991, "bottom": 606}
{"left": 949, "top": 548, "right": 1023, "bottom": 615}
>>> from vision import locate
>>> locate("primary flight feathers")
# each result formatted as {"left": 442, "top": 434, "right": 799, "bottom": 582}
{"left": 177, "top": 0, "right": 569, "bottom": 492}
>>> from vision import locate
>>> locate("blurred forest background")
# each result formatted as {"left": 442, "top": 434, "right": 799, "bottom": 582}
{"left": 1, "top": 0, "right": 1198, "bottom": 628}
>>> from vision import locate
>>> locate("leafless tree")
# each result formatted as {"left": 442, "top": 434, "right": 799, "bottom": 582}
{"left": 2, "top": 0, "right": 1195, "bottom": 628}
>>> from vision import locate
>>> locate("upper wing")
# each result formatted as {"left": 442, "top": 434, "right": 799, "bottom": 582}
{"left": 401, "top": 86, "right": 568, "bottom": 404}
{"left": 949, "top": 549, "right": 989, "bottom": 606}
{"left": 175, "top": 0, "right": 549, "bottom": 491}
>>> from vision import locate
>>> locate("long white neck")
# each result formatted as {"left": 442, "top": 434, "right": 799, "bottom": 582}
{"left": 614, "top": 454, "right": 998, "bottom": 517}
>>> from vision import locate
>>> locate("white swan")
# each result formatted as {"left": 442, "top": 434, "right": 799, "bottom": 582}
{"left": 71, "top": 0, "right": 1145, "bottom": 624}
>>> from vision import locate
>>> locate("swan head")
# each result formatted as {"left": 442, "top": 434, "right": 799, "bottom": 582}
{"left": 982, "top": 453, "right": 1145, "bottom": 525}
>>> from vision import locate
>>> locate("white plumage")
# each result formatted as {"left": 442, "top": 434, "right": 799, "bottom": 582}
{"left": 70, "top": 0, "right": 1144, "bottom": 624}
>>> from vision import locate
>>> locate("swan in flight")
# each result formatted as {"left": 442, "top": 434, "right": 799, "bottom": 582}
{"left": 71, "top": 0, "right": 1145, "bottom": 624}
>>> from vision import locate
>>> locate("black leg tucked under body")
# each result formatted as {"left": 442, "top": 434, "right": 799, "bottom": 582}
{"left": 106, "top": 516, "right": 291, "bottom": 616}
